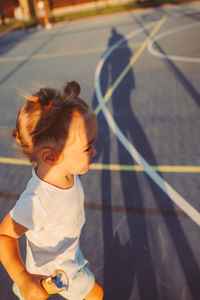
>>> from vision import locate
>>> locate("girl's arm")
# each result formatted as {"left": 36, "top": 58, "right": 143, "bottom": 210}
{"left": 0, "top": 213, "right": 49, "bottom": 300}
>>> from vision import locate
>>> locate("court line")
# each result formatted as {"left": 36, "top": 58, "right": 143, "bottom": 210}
{"left": 90, "top": 164, "right": 200, "bottom": 173}
{"left": 95, "top": 16, "right": 200, "bottom": 226}
{"left": 0, "top": 43, "right": 142, "bottom": 64}
{"left": 94, "top": 21, "right": 159, "bottom": 115}
{"left": 148, "top": 22, "right": 200, "bottom": 63}
{"left": 85, "top": 202, "right": 187, "bottom": 217}
{"left": 0, "top": 157, "right": 200, "bottom": 173}
{"left": 0, "top": 191, "right": 188, "bottom": 218}
{"left": 0, "top": 157, "right": 31, "bottom": 166}
{"left": 95, "top": 17, "right": 166, "bottom": 115}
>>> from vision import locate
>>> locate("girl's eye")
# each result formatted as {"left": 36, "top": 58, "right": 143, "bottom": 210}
{"left": 85, "top": 146, "right": 92, "bottom": 152}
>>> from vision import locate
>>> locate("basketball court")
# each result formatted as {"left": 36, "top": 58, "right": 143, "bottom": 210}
{"left": 0, "top": 2, "right": 200, "bottom": 299}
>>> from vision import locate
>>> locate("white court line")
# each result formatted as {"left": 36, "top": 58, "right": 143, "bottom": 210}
{"left": 95, "top": 19, "right": 200, "bottom": 226}
{"left": 148, "top": 22, "right": 200, "bottom": 63}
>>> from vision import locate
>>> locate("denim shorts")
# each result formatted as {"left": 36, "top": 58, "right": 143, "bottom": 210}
{"left": 13, "top": 265, "right": 95, "bottom": 300}
{"left": 60, "top": 265, "right": 95, "bottom": 300}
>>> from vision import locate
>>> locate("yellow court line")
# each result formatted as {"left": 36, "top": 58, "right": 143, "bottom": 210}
{"left": 0, "top": 157, "right": 31, "bottom": 165}
{"left": 95, "top": 16, "right": 167, "bottom": 115}
{"left": 0, "top": 43, "right": 142, "bottom": 64}
{"left": 90, "top": 163, "right": 200, "bottom": 173}
{"left": 0, "top": 157, "right": 200, "bottom": 173}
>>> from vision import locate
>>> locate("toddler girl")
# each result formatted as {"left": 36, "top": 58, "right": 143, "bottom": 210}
{"left": 0, "top": 81, "right": 103, "bottom": 300}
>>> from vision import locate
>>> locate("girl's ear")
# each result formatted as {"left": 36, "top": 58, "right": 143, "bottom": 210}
{"left": 41, "top": 148, "right": 61, "bottom": 165}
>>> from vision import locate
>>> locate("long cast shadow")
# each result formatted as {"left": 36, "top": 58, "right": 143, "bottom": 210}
{"left": 94, "top": 26, "right": 200, "bottom": 299}
{"left": 93, "top": 28, "right": 158, "bottom": 300}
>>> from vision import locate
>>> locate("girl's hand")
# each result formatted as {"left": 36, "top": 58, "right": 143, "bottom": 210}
{"left": 17, "top": 271, "right": 49, "bottom": 300}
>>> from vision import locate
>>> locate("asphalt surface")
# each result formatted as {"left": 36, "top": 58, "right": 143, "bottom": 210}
{"left": 0, "top": 2, "right": 200, "bottom": 299}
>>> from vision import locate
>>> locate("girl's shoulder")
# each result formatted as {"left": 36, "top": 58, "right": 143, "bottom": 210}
{"left": 10, "top": 169, "right": 48, "bottom": 231}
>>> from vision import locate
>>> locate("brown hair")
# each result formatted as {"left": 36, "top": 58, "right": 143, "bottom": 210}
{"left": 12, "top": 81, "right": 90, "bottom": 163}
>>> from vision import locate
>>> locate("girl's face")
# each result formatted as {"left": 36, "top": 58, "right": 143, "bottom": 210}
{"left": 58, "top": 110, "right": 98, "bottom": 175}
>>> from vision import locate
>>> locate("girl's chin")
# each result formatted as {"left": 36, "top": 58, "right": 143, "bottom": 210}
{"left": 79, "top": 166, "right": 89, "bottom": 174}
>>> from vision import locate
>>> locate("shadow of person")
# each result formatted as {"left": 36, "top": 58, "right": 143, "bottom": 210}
{"left": 93, "top": 27, "right": 200, "bottom": 299}
{"left": 93, "top": 27, "right": 158, "bottom": 300}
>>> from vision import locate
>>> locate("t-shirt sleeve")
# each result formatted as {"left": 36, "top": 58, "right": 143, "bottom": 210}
{"left": 10, "top": 193, "right": 47, "bottom": 232}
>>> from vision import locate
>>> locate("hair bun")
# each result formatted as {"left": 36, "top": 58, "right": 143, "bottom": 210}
{"left": 64, "top": 81, "right": 80, "bottom": 100}
{"left": 34, "top": 88, "right": 56, "bottom": 106}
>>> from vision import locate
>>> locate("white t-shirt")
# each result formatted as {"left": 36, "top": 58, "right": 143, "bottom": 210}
{"left": 10, "top": 169, "right": 87, "bottom": 278}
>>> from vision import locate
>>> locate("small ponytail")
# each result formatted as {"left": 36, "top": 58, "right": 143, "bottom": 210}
{"left": 64, "top": 81, "right": 81, "bottom": 101}
{"left": 26, "top": 88, "right": 56, "bottom": 110}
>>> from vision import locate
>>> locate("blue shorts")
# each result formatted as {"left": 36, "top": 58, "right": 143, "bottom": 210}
{"left": 60, "top": 265, "right": 95, "bottom": 300}
{"left": 38, "top": 9, "right": 45, "bottom": 17}
{"left": 12, "top": 265, "right": 95, "bottom": 300}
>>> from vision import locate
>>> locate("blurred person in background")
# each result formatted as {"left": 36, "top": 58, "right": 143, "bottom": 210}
{"left": 36, "top": 0, "right": 52, "bottom": 30}
{"left": 14, "top": 4, "right": 28, "bottom": 33}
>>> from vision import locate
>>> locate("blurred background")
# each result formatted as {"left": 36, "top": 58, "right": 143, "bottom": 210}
{"left": 0, "top": 0, "right": 197, "bottom": 31}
